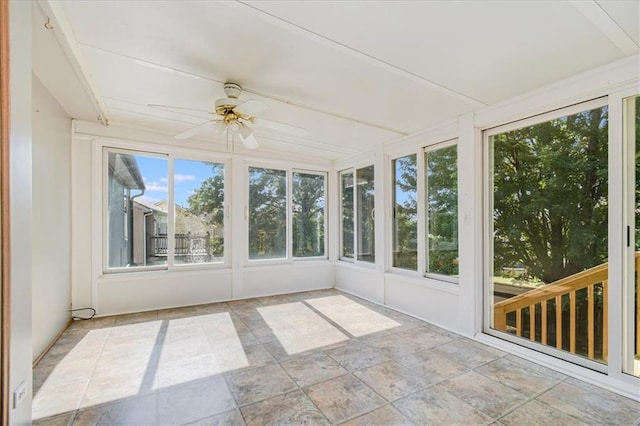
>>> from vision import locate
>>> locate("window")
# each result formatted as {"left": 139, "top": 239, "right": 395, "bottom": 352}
{"left": 292, "top": 172, "right": 326, "bottom": 257}
{"left": 393, "top": 155, "right": 417, "bottom": 270}
{"left": 247, "top": 166, "right": 327, "bottom": 261}
{"left": 486, "top": 101, "right": 609, "bottom": 365}
{"left": 340, "top": 171, "right": 354, "bottom": 259}
{"left": 340, "top": 165, "right": 375, "bottom": 263}
{"left": 174, "top": 159, "right": 225, "bottom": 265}
{"left": 248, "top": 167, "right": 287, "bottom": 260}
{"left": 106, "top": 151, "right": 168, "bottom": 269}
{"left": 425, "top": 144, "right": 458, "bottom": 277}
{"left": 357, "top": 165, "right": 375, "bottom": 262}
{"left": 105, "top": 148, "right": 227, "bottom": 272}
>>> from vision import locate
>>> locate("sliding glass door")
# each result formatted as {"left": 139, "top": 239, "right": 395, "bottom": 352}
{"left": 485, "top": 99, "right": 610, "bottom": 368}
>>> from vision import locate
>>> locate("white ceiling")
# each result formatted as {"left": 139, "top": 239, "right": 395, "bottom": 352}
{"left": 33, "top": 0, "right": 639, "bottom": 161}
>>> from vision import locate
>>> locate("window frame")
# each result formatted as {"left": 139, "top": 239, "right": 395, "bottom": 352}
{"left": 423, "top": 139, "right": 459, "bottom": 283}
{"left": 245, "top": 162, "right": 328, "bottom": 265}
{"left": 338, "top": 164, "right": 376, "bottom": 266}
{"left": 102, "top": 146, "right": 231, "bottom": 274}
{"left": 292, "top": 169, "right": 328, "bottom": 261}
{"left": 387, "top": 139, "right": 459, "bottom": 285}
{"left": 482, "top": 97, "right": 609, "bottom": 373}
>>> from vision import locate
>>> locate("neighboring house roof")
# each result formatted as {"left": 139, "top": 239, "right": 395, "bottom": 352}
{"left": 134, "top": 198, "right": 167, "bottom": 214}
{"left": 135, "top": 199, "right": 219, "bottom": 236}
{"left": 109, "top": 153, "right": 145, "bottom": 190}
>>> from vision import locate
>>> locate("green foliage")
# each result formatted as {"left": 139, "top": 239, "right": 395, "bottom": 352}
{"left": 248, "top": 167, "right": 287, "bottom": 259}
{"left": 427, "top": 145, "right": 458, "bottom": 276}
{"left": 293, "top": 173, "right": 325, "bottom": 257}
{"left": 393, "top": 155, "right": 418, "bottom": 270}
{"left": 492, "top": 106, "right": 609, "bottom": 283}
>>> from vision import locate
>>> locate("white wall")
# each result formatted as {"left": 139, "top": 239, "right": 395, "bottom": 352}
{"left": 71, "top": 124, "right": 334, "bottom": 316}
{"left": 31, "top": 76, "right": 72, "bottom": 361}
{"left": 9, "top": 1, "right": 33, "bottom": 424}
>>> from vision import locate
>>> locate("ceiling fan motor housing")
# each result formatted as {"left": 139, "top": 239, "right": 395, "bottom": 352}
{"left": 223, "top": 82, "right": 242, "bottom": 99}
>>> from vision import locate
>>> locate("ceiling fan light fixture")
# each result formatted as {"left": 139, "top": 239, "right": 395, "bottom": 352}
{"left": 213, "top": 121, "right": 226, "bottom": 134}
{"left": 227, "top": 119, "right": 241, "bottom": 133}
{"left": 239, "top": 131, "right": 259, "bottom": 149}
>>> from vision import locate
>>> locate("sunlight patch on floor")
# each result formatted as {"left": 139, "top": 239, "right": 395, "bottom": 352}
{"left": 306, "top": 295, "right": 401, "bottom": 337}
{"left": 258, "top": 302, "right": 348, "bottom": 355}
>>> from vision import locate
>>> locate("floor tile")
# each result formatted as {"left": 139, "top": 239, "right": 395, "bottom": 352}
{"left": 396, "top": 349, "right": 468, "bottom": 385}
{"left": 304, "top": 374, "right": 386, "bottom": 423}
{"left": 325, "top": 340, "right": 390, "bottom": 371}
{"left": 81, "top": 368, "right": 156, "bottom": 408}
{"left": 187, "top": 408, "right": 246, "bottom": 425}
{"left": 394, "top": 326, "right": 453, "bottom": 348}
{"left": 437, "top": 370, "right": 528, "bottom": 418}
{"left": 498, "top": 399, "right": 587, "bottom": 426}
{"left": 393, "top": 388, "right": 492, "bottom": 425}
{"left": 157, "top": 374, "right": 236, "bottom": 425}
{"left": 537, "top": 382, "right": 640, "bottom": 425}
{"left": 430, "top": 339, "right": 504, "bottom": 368}
{"left": 502, "top": 354, "right": 567, "bottom": 380}
{"left": 360, "top": 333, "right": 423, "bottom": 359}
{"left": 157, "top": 353, "right": 225, "bottom": 388}
{"left": 113, "top": 310, "right": 158, "bottom": 326}
{"left": 32, "top": 412, "right": 75, "bottom": 426}
{"left": 33, "top": 378, "right": 88, "bottom": 421}
{"left": 226, "top": 363, "right": 297, "bottom": 406}
{"left": 305, "top": 295, "right": 402, "bottom": 337}
{"left": 353, "top": 361, "right": 429, "bottom": 401}
{"left": 280, "top": 351, "right": 348, "bottom": 387}
{"left": 341, "top": 404, "right": 415, "bottom": 426}
{"left": 72, "top": 394, "right": 156, "bottom": 426}
{"left": 475, "top": 356, "right": 562, "bottom": 396}
{"left": 240, "top": 389, "right": 329, "bottom": 425}
{"left": 67, "top": 316, "right": 115, "bottom": 332}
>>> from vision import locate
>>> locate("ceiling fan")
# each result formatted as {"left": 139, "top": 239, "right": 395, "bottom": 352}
{"left": 150, "top": 82, "right": 307, "bottom": 149}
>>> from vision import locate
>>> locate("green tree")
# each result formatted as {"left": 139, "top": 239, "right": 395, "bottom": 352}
{"left": 185, "top": 162, "right": 225, "bottom": 256}
{"left": 248, "top": 167, "right": 287, "bottom": 259}
{"left": 427, "top": 146, "right": 458, "bottom": 275}
{"left": 393, "top": 155, "right": 418, "bottom": 269}
{"left": 293, "top": 173, "right": 325, "bottom": 257}
{"left": 493, "top": 106, "right": 609, "bottom": 283}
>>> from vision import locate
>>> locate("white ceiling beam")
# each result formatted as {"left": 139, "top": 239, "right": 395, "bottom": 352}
{"left": 233, "top": 1, "right": 487, "bottom": 108}
{"left": 570, "top": 0, "right": 640, "bottom": 56}
{"left": 37, "top": 0, "right": 109, "bottom": 125}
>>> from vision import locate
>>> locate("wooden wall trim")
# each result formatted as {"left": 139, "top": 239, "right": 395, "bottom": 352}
{"left": 0, "top": 0, "right": 10, "bottom": 422}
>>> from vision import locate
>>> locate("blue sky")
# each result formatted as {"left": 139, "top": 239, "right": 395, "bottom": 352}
{"left": 134, "top": 156, "right": 216, "bottom": 207}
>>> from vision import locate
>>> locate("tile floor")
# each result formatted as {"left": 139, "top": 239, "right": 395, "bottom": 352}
{"left": 32, "top": 289, "right": 640, "bottom": 425}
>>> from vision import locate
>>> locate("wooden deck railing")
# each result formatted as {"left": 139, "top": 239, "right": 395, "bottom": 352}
{"left": 494, "top": 252, "right": 640, "bottom": 362}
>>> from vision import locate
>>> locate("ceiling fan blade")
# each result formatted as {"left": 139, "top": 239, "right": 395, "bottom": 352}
{"left": 252, "top": 118, "right": 308, "bottom": 138}
{"left": 233, "top": 100, "right": 268, "bottom": 117}
{"left": 175, "top": 121, "right": 213, "bottom": 139}
{"left": 148, "top": 104, "right": 212, "bottom": 114}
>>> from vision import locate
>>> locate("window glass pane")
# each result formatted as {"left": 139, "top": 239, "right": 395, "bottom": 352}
{"left": 426, "top": 146, "right": 458, "bottom": 276}
{"left": 293, "top": 172, "right": 325, "bottom": 257}
{"left": 393, "top": 155, "right": 417, "bottom": 270}
{"left": 490, "top": 105, "right": 609, "bottom": 364}
{"left": 107, "top": 152, "right": 167, "bottom": 268}
{"left": 174, "top": 160, "right": 224, "bottom": 265}
{"left": 248, "top": 167, "right": 287, "bottom": 260}
{"left": 357, "top": 165, "right": 375, "bottom": 263}
{"left": 341, "top": 171, "right": 354, "bottom": 259}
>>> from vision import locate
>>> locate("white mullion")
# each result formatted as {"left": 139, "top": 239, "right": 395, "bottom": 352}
{"left": 353, "top": 167, "right": 359, "bottom": 262}
{"left": 167, "top": 156, "right": 175, "bottom": 269}
{"left": 417, "top": 148, "right": 427, "bottom": 276}
{"left": 287, "top": 169, "right": 293, "bottom": 260}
